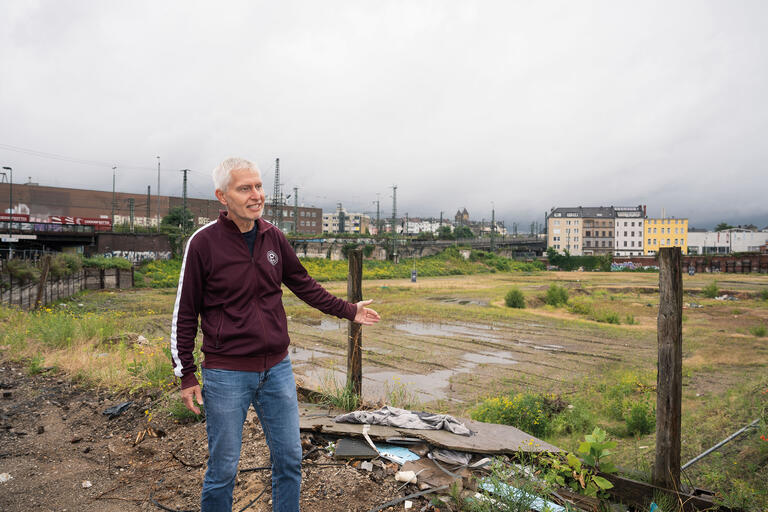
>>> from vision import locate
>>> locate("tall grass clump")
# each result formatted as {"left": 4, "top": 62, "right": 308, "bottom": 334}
{"left": 702, "top": 281, "right": 719, "bottom": 298}
{"left": 544, "top": 284, "right": 569, "bottom": 306}
{"left": 759, "top": 289, "right": 768, "bottom": 301}
{"left": 318, "top": 371, "right": 360, "bottom": 411}
{"left": 750, "top": 324, "right": 767, "bottom": 337}
{"left": 504, "top": 288, "right": 525, "bottom": 309}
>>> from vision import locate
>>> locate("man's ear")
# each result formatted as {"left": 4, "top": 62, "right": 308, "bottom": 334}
{"left": 215, "top": 189, "right": 227, "bottom": 206}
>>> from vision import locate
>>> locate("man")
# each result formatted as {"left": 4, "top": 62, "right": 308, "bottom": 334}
{"left": 171, "top": 157, "right": 380, "bottom": 511}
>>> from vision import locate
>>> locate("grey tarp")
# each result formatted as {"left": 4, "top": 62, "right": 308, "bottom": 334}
{"left": 334, "top": 406, "right": 473, "bottom": 436}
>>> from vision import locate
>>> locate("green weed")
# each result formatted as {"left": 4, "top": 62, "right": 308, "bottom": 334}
{"left": 759, "top": 289, "right": 768, "bottom": 301}
{"left": 504, "top": 288, "right": 525, "bottom": 309}
{"left": 318, "top": 371, "right": 360, "bottom": 411}
{"left": 167, "top": 396, "right": 204, "bottom": 423}
{"left": 625, "top": 400, "right": 655, "bottom": 437}
{"left": 544, "top": 284, "right": 569, "bottom": 307}
{"left": 702, "top": 281, "right": 719, "bottom": 298}
{"left": 750, "top": 325, "right": 767, "bottom": 337}
{"left": 384, "top": 377, "right": 421, "bottom": 410}
{"left": 624, "top": 314, "right": 637, "bottom": 325}
{"left": 471, "top": 392, "right": 556, "bottom": 438}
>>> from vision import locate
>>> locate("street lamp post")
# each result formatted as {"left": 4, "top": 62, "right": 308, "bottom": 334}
{"left": 2, "top": 166, "right": 12, "bottom": 259}
{"left": 156, "top": 156, "right": 161, "bottom": 231}
{"left": 111, "top": 166, "right": 117, "bottom": 230}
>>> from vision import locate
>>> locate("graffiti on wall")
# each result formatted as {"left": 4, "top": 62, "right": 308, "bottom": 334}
{"left": 103, "top": 251, "right": 172, "bottom": 263}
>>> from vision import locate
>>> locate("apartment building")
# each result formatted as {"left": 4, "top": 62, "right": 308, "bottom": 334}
{"left": 688, "top": 228, "right": 768, "bottom": 254}
{"left": 546, "top": 207, "right": 584, "bottom": 255}
{"left": 644, "top": 218, "right": 688, "bottom": 255}
{"left": 262, "top": 204, "right": 322, "bottom": 234}
{"left": 614, "top": 206, "right": 646, "bottom": 256}
{"left": 322, "top": 204, "right": 370, "bottom": 234}
{"left": 581, "top": 207, "right": 615, "bottom": 256}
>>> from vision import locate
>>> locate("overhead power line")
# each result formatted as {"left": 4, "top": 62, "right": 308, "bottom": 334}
{"left": 0, "top": 142, "right": 174, "bottom": 173}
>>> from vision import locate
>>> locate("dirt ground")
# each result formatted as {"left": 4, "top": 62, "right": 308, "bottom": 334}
{"left": 0, "top": 359, "right": 416, "bottom": 512}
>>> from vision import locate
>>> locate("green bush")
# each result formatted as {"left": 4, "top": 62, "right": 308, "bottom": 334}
{"left": 593, "top": 311, "right": 620, "bottom": 324}
{"left": 544, "top": 284, "right": 569, "bottom": 306}
{"left": 551, "top": 402, "right": 595, "bottom": 435}
{"left": 759, "top": 289, "right": 768, "bottom": 301}
{"left": 504, "top": 288, "right": 525, "bottom": 308}
{"left": 625, "top": 400, "right": 655, "bottom": 436}
{"left": 82, "top": 256, "right": 132, "bottom": 270}
{"left": 5, "top": 259, "right": 41, "bottom": 284}
{"left": 471, "top": 392, "right": 555, "bottom": 438}
{"left": 750, "top": 325, "right": 767, "bottom": 337}
{"left": 702, "top": 281, "right": 719, "bottom": 298}
{"left": 624, "top": 314, "right": 637, "bottom": 325}
{"left": 567, "top": 298, "right": 593, "bottom": 316}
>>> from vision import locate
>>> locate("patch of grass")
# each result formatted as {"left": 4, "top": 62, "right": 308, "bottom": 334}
{"left": 624, "top": 314, "right": 637, "bottom": 325}
{"left": 504, "top": 288, "right": 525, "bottom": 309}
{"left": 593, "top": 310, "right": 621, "bottom": 324}
{"left": 166, "top": 396, "right": 204, "bottom": 423}
{"left": 544, "top": 283, "right": 569, "bottom": 307}
{"left": 384, "top": 377, "right": 421, "bottom": 410}
{"left": 625, "top": 400, "right": 655, "bottom": 437}
{"left": 551, "top": 400, "right": 595, "bottom": 436}
{"left": 750, "top": 325, "right": 767, "bottom": 337}
{"left": 26, "top": 354, "right": 47, "bottom": 375}
{"left": 759, "top": 289, "right": 768, "bottom": 301}
{"left": 702, "top": 280, "right": 719, "bottom": 299}
{"left": 318, "top": 370, "right": 360, "bottom": 411}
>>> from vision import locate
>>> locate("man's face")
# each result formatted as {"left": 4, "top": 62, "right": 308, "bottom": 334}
{"left": 215, "top": 168, "right": 265, "bottom": 231}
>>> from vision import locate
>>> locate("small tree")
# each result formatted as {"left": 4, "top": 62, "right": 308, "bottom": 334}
{"left": 162, "top": 206, "right": 194, "bottom": 231}
{"left": 505, "top": 288, "right": 526, "bottom": 308}
{"left": 714, "top": 222, "right": 734, "bottom": 231}
{"left": 437, "top": 225, "right": 454, "bottom": 240}
{"left": 454, "top": 225, "right": 474, "bottom": 239}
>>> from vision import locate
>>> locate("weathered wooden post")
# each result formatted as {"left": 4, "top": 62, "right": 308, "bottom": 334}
{"left": 347, "top": 248, "right": 363, "bottom": 397}
{"left": 653, "top": 247, "right": 683, "bottom": 490}
{"left": 35, "top": 255, "right": 51, "bottom": 309}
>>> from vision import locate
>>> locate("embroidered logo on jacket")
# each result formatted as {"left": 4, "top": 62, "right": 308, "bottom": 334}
{"left": 267, "top": 250, "right": 279, "bottom": 266}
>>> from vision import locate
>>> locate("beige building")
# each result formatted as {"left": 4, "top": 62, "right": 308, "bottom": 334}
{"left": 547, "top": 207, "right": 584, "bottom": 255}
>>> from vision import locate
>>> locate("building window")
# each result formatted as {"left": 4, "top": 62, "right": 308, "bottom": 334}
{"left": 631, "top": 241, "right": 635, "bottom": 247}
{"left": 631, "top": 222, "right": 635, "bottom": 227}
{"left": 666, "top": 238, "right": 670, "bottom": 245}
{"left": 624, "top": 241, "right": 627, "bottom": 247}
{"left": 648, "top": 238, "right": 651, "bottom": 245}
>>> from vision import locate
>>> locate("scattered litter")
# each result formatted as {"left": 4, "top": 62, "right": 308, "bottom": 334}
{"left": 102, "top": 401, "right": 132, "bottom": 419}
{"left": 715, "top": 294, "right": 739, "bottom": 301}
{"left": 385, "top": 436, "right": 423, "bottom": 445}
{"left": 470, "top": 457, "right": 491, "bottom": 468}
{"left": 375, "top": 444, "right": 420, "bottom": 465}
{"left": 403, "top": 500, "right": 413, "bottom": 509}
{"left": 477, "top": 480, "right": 566, "bottom": 512}
{"left": 334, "top": 438, "right": 379, "bottom": 460}
{"left": 134, "top": 426, "right": 165, "bottom": 446}
{"left": 334, "top": 406, "right": 472, "bottom": 436}
{"left": 685, "top": 302, "right": 702, "bottom": 308}
{"left": 0, "top": 473, "right": 12, "bottom": 483}
{"left": 429, "top": 448, "right": 472, "bottom": 466}
{"left": 81, "top": 480, "right": 92, "bottom": 488}
{"left": 360, "top": 461, "right": 373, "bottom": 472}
{"left": 395, "top": 471, "right": 418, "bottom": 484}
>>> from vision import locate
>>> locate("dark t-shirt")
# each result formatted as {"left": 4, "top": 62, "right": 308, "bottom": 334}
{"left": 242, "top": 222, "right": 258, "bottom": 256}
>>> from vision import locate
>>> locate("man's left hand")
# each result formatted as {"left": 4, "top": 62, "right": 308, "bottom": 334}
{"left": 354, "top": 299, "right": 381, "bottom": 326}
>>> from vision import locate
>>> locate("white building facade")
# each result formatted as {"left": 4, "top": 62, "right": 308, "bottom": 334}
{"left": 613, "top": 206, "right": 646, "bottom": 257}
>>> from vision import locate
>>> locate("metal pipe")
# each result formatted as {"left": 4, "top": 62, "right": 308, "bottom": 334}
{"left": 681, "top": 418, "right": 760, "bottom": 470}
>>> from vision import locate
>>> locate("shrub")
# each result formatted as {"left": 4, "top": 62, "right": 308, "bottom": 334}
{"left": 82, "top": 256, "right": 132, "bottom": 270}
{"left": 5, "top": 259, "right": 41, "bottom": 284}
{"left": 625, "top": 400, "right": 655, "bottom": 436}
{"left": 504, "top": 288, "right": 525, "bottom": 309}
{"left": 544, "top": 284, "right": 569, "bottom": 306}
{"left": 471, "top": 392, "right": 555, "bottom": 438}
{"left": 551, "top": 402, "right": 595, "bottom": 435}
{"left": 567, "top": 298, "right": 593, "bottom": 316}
{"left": 624, "top": 314, "right": 637, "bottom": 325}
{"left": 702, "top": 281, "right": 719, "bottom": 298}
{"left": 750, "top": 325, "right": 767, "bottom": 337}
{"left": 759, "top": 289, "right": 768, "bottom": 301}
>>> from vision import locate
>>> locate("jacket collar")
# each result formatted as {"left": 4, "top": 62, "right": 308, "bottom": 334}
{"left": 218, "top": 210, "right": 271, "bottom": 235}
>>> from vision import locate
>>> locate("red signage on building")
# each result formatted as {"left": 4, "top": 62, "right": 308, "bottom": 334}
{"left": 0, "top": 213, "right": 30, "bottom": 222}
{"left": 48, "top": 216, "right": 112, "bottom": 231}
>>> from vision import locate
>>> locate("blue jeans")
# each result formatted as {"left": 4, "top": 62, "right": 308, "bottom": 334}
{"left": 200, "top": 356, "right": 301, "bottom": 512}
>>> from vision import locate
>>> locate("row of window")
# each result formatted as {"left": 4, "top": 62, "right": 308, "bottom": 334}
{"left": 584, "top": 240, "right": 613, "bottom": 247}
{"left": 648, "top": 238, "right": 682, "bottom": 246}
{"left": 267, "top": 209, "right": 318, "bottom": 218}
{"left": 648, "top": 219, "right": 684, "bottom": 224}
{"left": 648, "top": 227, "right": 684, "bottom": 235}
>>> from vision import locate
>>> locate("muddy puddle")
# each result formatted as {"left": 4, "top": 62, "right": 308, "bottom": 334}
{"left": 394, "top": 320, "right": 508, "bottom": 343}
{"left": 295, "top": 348, "right": 518, "bottom": 403}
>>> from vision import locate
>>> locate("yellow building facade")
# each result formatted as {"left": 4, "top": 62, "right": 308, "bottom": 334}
{"left": 644, "top": 218, "right": 688, "bottom": 255}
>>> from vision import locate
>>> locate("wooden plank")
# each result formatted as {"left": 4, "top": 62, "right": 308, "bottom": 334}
{"left": 347, "top": 249, "right": 363, "bottom": 396}
{"left": 603, "top": 473, "right": 734, "bottom": 512}
{"left": 654, "top": 247, "right": 683, "bottom": 489}
{"left": 298, "top": 403, "right": 560, "bottom": 454}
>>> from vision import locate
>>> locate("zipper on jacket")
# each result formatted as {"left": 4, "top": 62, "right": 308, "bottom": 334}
{"left": 215, "top": 307, "right": 224, "bottom": 348}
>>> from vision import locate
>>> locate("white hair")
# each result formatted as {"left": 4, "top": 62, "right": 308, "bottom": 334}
{"left": 211, "top": 157, "right": 260, "bottom": 191}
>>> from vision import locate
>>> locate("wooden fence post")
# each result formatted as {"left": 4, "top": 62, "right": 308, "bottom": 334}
{"left": 347, "top": 249, "right": 363, "bottom": 397}
{"left": 35, "top": 255, "right": 51, "bottom": 309}
{"left": 653, "top": 247, "right": 683, "bottom": 490}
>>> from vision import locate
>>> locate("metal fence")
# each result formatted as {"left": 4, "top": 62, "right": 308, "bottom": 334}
{"left": 0, "top": 266, "right": 134, "bottom": 311}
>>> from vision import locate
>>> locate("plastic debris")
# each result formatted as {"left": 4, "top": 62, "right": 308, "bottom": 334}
{"left": 404, "top": 500, "right": 413, "bottom": 509}
{"left": 102, "top": 401, "right": 132, "bottom": 419}
{"left": 360, "top": 461, "right": 373, "bottom": 472}
{"left": 395, "top": 471, "right": 418, "bottom": 484}
{"left": 0, "top": 473, "right": 12, "bottom": 483}
{"left": 375, "top": 443, "right": 420, "bottom": 465}
{"left": 81, "top": 480, "right": 92, "bottom": 488}
{"left": 477, "top": 480, "right": 565, "bottom": 512}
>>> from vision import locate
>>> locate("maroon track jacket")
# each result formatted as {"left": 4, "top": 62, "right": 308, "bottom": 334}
{"left": 171, "top": 211, "right": 357, "bottom": 389}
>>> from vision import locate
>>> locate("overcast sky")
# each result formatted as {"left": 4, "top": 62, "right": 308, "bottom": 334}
{"left": 1, "top": 1, "right": 766, "bottom": 229}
